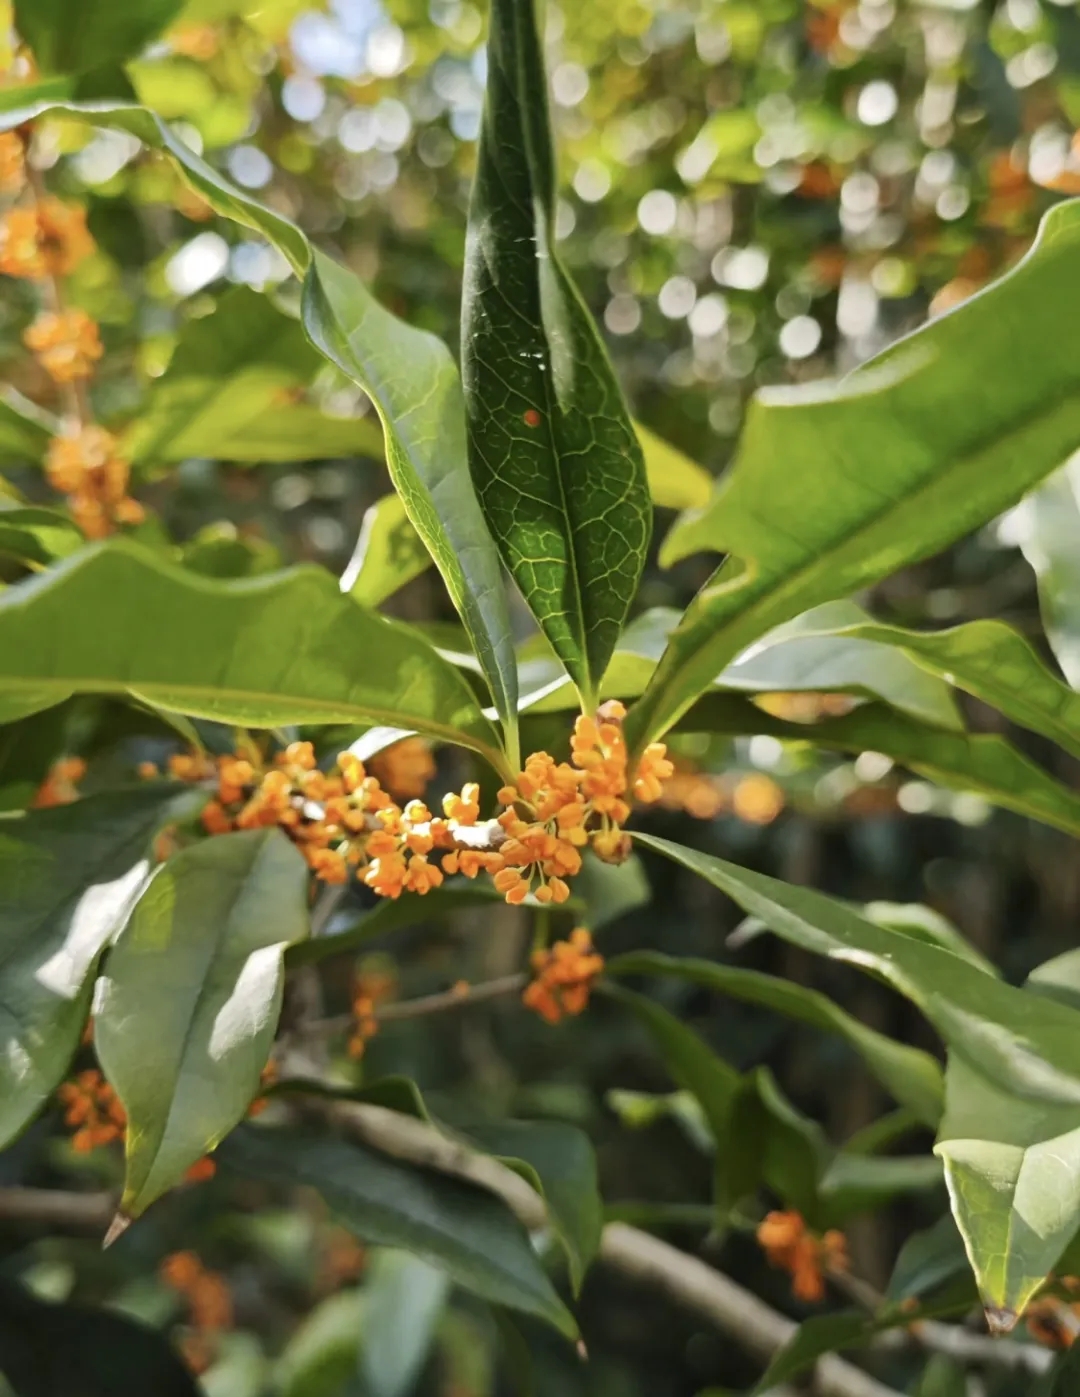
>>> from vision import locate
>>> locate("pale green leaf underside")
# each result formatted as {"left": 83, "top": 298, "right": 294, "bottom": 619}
{"left": 1010, "top": 456, "right": 1080, "bottom": 689}
{"left": 0, "top": 541, "right": 506, "bottom": 771}
{"left": 96, "top": 829, "right": 309, "bottom": 1216}
{"left": 629, "top": 198, "right": 1080, "bottom": 751}
{"left": 0, "top": 100, "right": 518, "bottom": 752}
{"left": 461, "top": 0, "right": 650, "bottom": 704}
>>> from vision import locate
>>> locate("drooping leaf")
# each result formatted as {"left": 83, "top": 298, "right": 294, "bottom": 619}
{"left": 0, "top": 1278, "right": 198, "bottom": 1397}
{"left": 0, "top": 541, "right": 508, "bottom": 773}
{"left": 1008, "top": 455, "right": 1080, "bottom": 688}
{"left": 448, "top": 1116, "right": 602, "bottom": 1293}
{"left": 0, "top": 784, "right": 184, "bottom": 1150}
{"left": 341, "top": 492, "right": 435, "bottom": 609}
{"left": 636, "top": 423, "right": 713, "bottom": 511}
{"left": 95, "top": 828, "right": 309, "bottom": 1219}
{"left": 817, "top": 615, "right": 1080, "bottom": 760}
{"left": 13, "top": 0, "right": 183, "bottom": 75}
{"left": 608, "top": 950, "right": 943, "bottom": 1125}
{"left": 0, "top": 101, "right": 518, "bottom": 753}
{"left": 0, "top": 506, "right": 84, "bottom": 567}
{"left": 671, "top": 695, "right": 1080, "bottom": 838}
{"left": 461, "top": 0, "right": 651, "bottom": 707}
{"left": 628, "top": 199, "right": 1080, "bottom": 751}
{"left": 360, "top": 1251, "right": 450, "bottom": 1397}
{"left": 219, "top": 1122, "right": 577, "bottom": 1337}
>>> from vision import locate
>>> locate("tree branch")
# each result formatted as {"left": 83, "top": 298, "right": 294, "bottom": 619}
{"left": 0, "top": 1187, "right": 112, "bottom": 1232}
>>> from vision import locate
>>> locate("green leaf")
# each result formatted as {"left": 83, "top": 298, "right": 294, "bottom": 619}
{"left": 672, "top": 695, "right": 1080, "bottom": 838}
{"left": 95, "top": 828, "right": 309, "bottom": 1219}
{"left": 818, "top": 615, "right": 1080, "bottom": 760}
{"left": 0, "top": 705, "right": 69, "bottom": 811}
{"left": 449, "top": 1117, "right": 602, "bottom": 1294}
{"left": 0, "top": 785, "right": 183, "bottom": 1150}
{"left": 0, "top": 101, "right": 518, "bottom": 751}
{"left": 342, "top": 493, "right": 436, "bottom": 609}
{"left": 14, "top": 0, "right": 184, "bottom": 75}
{"left": 1038, "top": 1345, "right": 1080, "bottom": 1396}
{"left": 607, "top": 950, "right": 943, "bottom": 1126}
{"left": 461, "top": 0, "right": 651, "bottom": 707}
{"left": 1009, "top": 457, "right": 1080, "bottom": 689}
{"left": 1027, "top": 947, "right": 1080, "bottom": 1014}
{"left": 0, "top": 507, "right": 84, "bottom": 567}
{"left": 0, "top": 1277, "right": 199, "bottom": 1397}
{"left": 203, "top": 401, "right": 384, "bottom": 464}
{"left": 629, "top": 199, "right": 1080, "bottom": 751}
{"left": 360, "top": 1251, "right": 450, "bottom": 1397}
{"left": 748, "top": 1312, "right": 887, "bottom": 1396}
{"left": 886, "top": 1213, "right": 970, "bottom": 1302}
{"left": 274, "top": 1290, "right": 364, "bottom": 1397}
{"left": 0, "top": 388, "right": 56, "bottom": 464}
{"left": 863, "top": 902, "right": 997, "bottom": 978}
{"left": 0, "top": 541, "right": 508, "bottom": 773}
{"left": 636, "top": 423, "right": 712, "bottom": 511}
{"left": 219, "top": 1122, "right": 577, "bottom": 1338}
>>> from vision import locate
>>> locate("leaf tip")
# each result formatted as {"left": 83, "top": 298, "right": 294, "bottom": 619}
{"left": 984, "top": 1305, "right": 1018, "bottom": 1336}
{"left": 103, "top": 1211, "right": 132, "bottom": 1249}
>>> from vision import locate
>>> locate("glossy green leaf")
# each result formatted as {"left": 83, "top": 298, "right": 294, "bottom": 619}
{"left": 1009, "top": 456, "right": 1080, "bottom": 688}
{"left": 636, "top": 422, "right": 712, "bottom": 511}
{"left": 451, "top": 1117, "right": 602, "bottom": 1293}
{"left": 629, "top": 199, "right": 1080, "bottom": 751}
{"left": 0, "top": 507, "right": 83, "bottom": 567}
{"left": 341, "top": 492, "right": 435, "bottom": 609}
{"left": 608, "top": 950, "right": 943, "bottom": 1125}
{"left": 219, "top": 1122, "right": 577, "bottom": 1337}
{"left": 672, "top": 695, "right": 1080, "bottom": 838}
{"left": 0, "top": 1278, "right": 199, "bottom": 1397}
{"left": 820, "top": 615, "right": 1080, "bottom": 760}
{"left": 95, "top": 828, "right": 309, "bottom": 1219}
{"left": 461, "top": 0, "right": 650, "bottom": 706}
{"left": 0, "top": 785, "right": 183, "bottom": 1150}
{"left": 13, "top": 0, "right": 183, "bottom": 75}
{"left": 0, "top": 541, "right": 508, "bottom": 773}
{"left": 360, "top": 1251, "right": 450, "bottom": 1397}
{"left": 0, "top": 102, "right": 517, "bottom": 752}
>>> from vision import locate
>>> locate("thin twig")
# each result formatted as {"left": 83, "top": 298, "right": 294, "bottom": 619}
{"left": 310, "top": 973, "right": 527, "bottom": 1037}
{"left": 0, "top": 1187, "right": 113, "bottom": 1232}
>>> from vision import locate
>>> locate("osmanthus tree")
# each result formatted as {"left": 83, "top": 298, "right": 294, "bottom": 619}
{"left": 5, "top": 0, "right": 1080, "bottom": 1393}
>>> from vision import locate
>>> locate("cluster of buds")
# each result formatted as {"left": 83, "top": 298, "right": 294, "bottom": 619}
{"left": 756, "top": 1210, "right": 848, "bottom": 1303}
{"left": 32, "top": 755, "right": 86, "bottom": 807}
{"left": 159, "top": 1251, "right": 233, "bottom": 1374}
{"left": 0, "top": 128, "right": 143, "bottom": 536}
{"left": 347, "top": 966, "right": 396, "bottom": 1059}
{"left": 522, "top": 928, "right": 604, "bottom": 1024}
{"left": 1025, "top": 1281, "right": 1080, "bottom": 1348}
{"left": 57, "top": 1069, "right": 125, "bottom": 1152}
{"left": 160, "top": 705, "right": 674, "bottom": 911}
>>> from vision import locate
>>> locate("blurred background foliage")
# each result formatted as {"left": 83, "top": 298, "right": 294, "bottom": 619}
{"left": 3, "top": 0, "right": 1080, "bottom": 1392}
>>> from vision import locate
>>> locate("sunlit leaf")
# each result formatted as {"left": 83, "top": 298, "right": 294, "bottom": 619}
{"left": 341, "top": 492, "right": 435, "bottom": 609}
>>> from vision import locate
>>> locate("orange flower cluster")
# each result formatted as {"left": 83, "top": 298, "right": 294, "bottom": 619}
{"left": 164, "top": 706, "right": 672, "bottom": 909}
{"left": 368, "top": 736, "right": 436, "bottom": 801}
{"left": 493, "top": 700, "right": 673, "bottom": 905}
{"left": 0, "top": 196, "right": 93, "bottom": 280}
{"left": 756, "top": 1210, "right": 848, "bottom": 1303}
{"left": 347, "top": 967, "right": 396, "bottom": 1059}
{"left": 24, "top": 308, "right": 103, "bottom": 381}
{"left": 1026, "top": 1284, "right": 1080, "bottom": 1348}
{"left": 159, "top": 1251, "right": 233, "bottom": 1374}
{"left": 45, "top": 425, "right": 144, "bottom": 538}
{"left": 0, "top": 131, "right": 25, "bottom": 195}
{"left": 57, "top": 1069, "right": 125, "bottom": 1152}
{"left": 522, "top": 928, "right": 604, "bottom": 1024}
{"left": 32, "top": 755, "right": 86, "bottom": 807}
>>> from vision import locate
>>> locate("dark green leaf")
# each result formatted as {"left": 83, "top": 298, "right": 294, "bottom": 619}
{"left": 0, "top": 705, "right": 69, "bottom": 811}
{"left": 219, "top": 1122, "right": 577, "bottom": 1337}
{"left": 0, "top": 785, "right": 185, "bottom": 1149}
{"left": 0, "top": 541, "right": 508, "bottom": 773}
{"left": 462, "top": 0, "right": 650, "bottom": 706}
{"left": 607, "top": 950, "right": 943, "bottom": 1125}
{"left": 629, "top": 200, "right": 1080, "bottom": 751}
{"left": 0, "top": 1278, "right": 198, "bottom": 1397}
{"left": 96, "top": 828, "right": 309, "bottom": 1218}
{"left": 748, "top": 1312, "right": 884, "bottom": 1395}
{"left": 449, "top": 1117, "right": 602, "bottom": 1293}
{"left": 14, "top": 0, "right": 184, "bottom": 75}
{"left": 886, "top": 1212, "right": 970, "bottom": 1302}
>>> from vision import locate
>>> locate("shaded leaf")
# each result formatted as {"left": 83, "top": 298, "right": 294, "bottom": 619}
{"left": 96, "top": 828, "right": 309, "bottom": 1218}
{"left": 629, "top": 200, "right": 1080, "bottom": 750}
{"left": 219, "top": 1122, "right": 577, "bottom": 1337}
{"left": 342, "top": 492, "right": 435, "bottom": 609}
{"left": 608, "top": 949, "right": 943, "bottom": 1126}
{"left": 749, "top": 1312, "right": 886, "bottom": 1396}
{"left": 462, "top": 0, "right": 650, "bottom": 706}
{"left": 361, "top": 1251, "right": 449, "bottom": 1397}
{"left": 13, "top": 0, "right": 183, "bottom": 75}
{"left": 274, "top": 1289, "right": 364, "bottom": 1397}
{"left": 0, "top": 541, "right": 508, "bottom": 772}
{"left": 0, "top": 507, "right": 84, "bottom": 567}
{"left": 886, "top": 1212, "right": 970, "bottom": 1302}
{"left": 0, "top": 784, "right": 183, "bottom": 1149}
{"left": 0, "top": 1277, "right": 198, "bottom": 1397}
{"left": 1008, "top": 455, "right": 1080, "bottom": 688}
{"left": 0, "top": 705, "right": 69, "bottom": 811}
